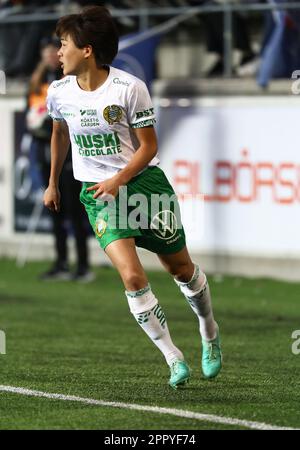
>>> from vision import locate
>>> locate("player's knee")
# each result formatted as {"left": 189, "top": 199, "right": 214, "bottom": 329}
{"left": 122, "top": 271, "right": 147, "bottom": 291}
{"left": 173, "top": 262, "right": 194, "bottom": 283}
{"left": 174, "top": 263, "right": 207, "bottom": 297}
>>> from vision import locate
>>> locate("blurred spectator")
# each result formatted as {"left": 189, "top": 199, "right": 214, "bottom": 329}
{"left": 256, "top": 0, "right": 300, "bottom": 87}
{"left": 198, "top": 0, "right": 256, "bottom": 76}
{"left": 27, "top": 37, "right": 94, "bottom": 282}
{"left": 0, "top": 0, "right": 57, "bottom": 77}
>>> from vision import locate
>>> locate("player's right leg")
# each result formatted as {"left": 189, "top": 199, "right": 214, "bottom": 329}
{"left": 105, "top": 238, "right": 190, "bottom": 389}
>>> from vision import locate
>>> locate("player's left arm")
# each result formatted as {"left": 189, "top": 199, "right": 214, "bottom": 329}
{"left": 87, "top": 126, "right": 158, "bottom": 199}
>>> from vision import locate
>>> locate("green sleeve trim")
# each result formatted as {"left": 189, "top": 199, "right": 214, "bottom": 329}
{"left": 48, "top": 111, "right": 64, "bottom": 122}
{"left": 130, "top": 118, "right": 156, "bottom": 129}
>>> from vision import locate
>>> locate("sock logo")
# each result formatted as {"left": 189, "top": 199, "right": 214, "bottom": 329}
{"left": 186, "top": 297, "right": 194, "bottom": 307}
{"left": 152, "top": 304, "right": 166, "bottom": 328}
{"left": 136, "top": 305, "right": 166, "bottom": 328}
{"left": 137, "top": 311, "right": 151, "bottom": 324}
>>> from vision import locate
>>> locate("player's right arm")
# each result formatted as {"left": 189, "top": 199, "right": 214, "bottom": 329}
{"left": 43, "top": 120, "right": 70, "bottom": 212}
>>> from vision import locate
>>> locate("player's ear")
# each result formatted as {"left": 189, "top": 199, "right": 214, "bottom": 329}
{"left": 84, "top": 45, "right": 93, "bottom": 59}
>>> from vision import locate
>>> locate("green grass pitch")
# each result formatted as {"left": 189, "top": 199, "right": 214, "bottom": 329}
{"left": 0, "top": 258, "right": 299, "bottom": 430}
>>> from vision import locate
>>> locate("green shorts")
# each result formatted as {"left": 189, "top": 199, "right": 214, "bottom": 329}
{"left": 80, "top": 166, "right": 186, "bottom": 254}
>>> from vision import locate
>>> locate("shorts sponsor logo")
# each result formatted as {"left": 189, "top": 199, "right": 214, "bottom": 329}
{"left": 103, "top": 105, "right": 123, "bottom": 125}
{"left": 95, "top": 218, "right": 107, "bottom": 238}
{"left": 150, "top": 210, "right": 178, "bottom": 240}
{"left": 166, "top": 235, "right": 180, "bottom": 245}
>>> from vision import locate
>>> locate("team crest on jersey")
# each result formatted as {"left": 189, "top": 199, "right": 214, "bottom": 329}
{"left": 103, "top": 105, "right": 122, "bottom": 125}
{"left": 95, "top": 218, "right": 107, "bottom": 238}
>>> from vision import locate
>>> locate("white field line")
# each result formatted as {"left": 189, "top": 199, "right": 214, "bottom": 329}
{"left": 0, "top": 385, "right": 297, "bottom": 430}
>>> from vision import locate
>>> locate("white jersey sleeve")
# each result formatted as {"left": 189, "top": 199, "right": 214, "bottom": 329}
{"left": 127, "top": 80, "right": 156, "bottom": 129}
{"left": 46, "top": 82, "right": 64, "bottom": 122}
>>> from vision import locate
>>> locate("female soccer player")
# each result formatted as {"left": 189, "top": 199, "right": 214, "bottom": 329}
{"left": 44, "top": 6, "right": 222, "bottom": 389}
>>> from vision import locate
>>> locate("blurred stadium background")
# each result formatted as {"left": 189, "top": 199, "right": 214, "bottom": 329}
{"left": 1, "top": 0, "right": 300, "bottom": 431}
{"left": 1, "top": 0, "right": 300, "bottom": 279}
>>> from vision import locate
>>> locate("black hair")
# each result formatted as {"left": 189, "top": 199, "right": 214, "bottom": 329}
{"left": 56, "top": 6, "right": 119, "bottom": 67}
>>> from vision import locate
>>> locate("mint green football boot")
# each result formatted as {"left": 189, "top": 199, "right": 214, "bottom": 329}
{"left": 202, "top": 326, "right": 222, "bottom": 379}
{"left": 169, "top": 360, "right": 191, "bottom": 390}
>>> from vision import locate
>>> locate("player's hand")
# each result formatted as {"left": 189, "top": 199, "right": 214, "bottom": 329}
{"left": 86, "top": 176, "right": 121, "bottom": 200}
{"left": 44, "top": 185, "right": 61, "bottom": 212}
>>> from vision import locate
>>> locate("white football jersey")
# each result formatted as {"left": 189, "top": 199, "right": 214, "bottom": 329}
{"left": 47, "top": 67, "right": 159, "bottom": 182}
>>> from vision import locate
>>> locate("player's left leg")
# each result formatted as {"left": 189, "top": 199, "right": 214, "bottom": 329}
{"left": 157, "top": 246, "right": 222, "bottom": 379}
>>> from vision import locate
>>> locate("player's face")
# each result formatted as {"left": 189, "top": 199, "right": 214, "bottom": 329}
{"left": 58, "top": 35, "right": 87, "bottom": 76}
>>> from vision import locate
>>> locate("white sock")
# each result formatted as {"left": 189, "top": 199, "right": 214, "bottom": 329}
{"left": 175, "top": 265, "right": 217, "bottom": 341}
{"left": 125, "top": 284, "right": 184, "bottom": 366}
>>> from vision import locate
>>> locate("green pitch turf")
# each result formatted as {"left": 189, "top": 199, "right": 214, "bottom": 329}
{"left": 0, "top": 258, "right": 299, "bottom": 430}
